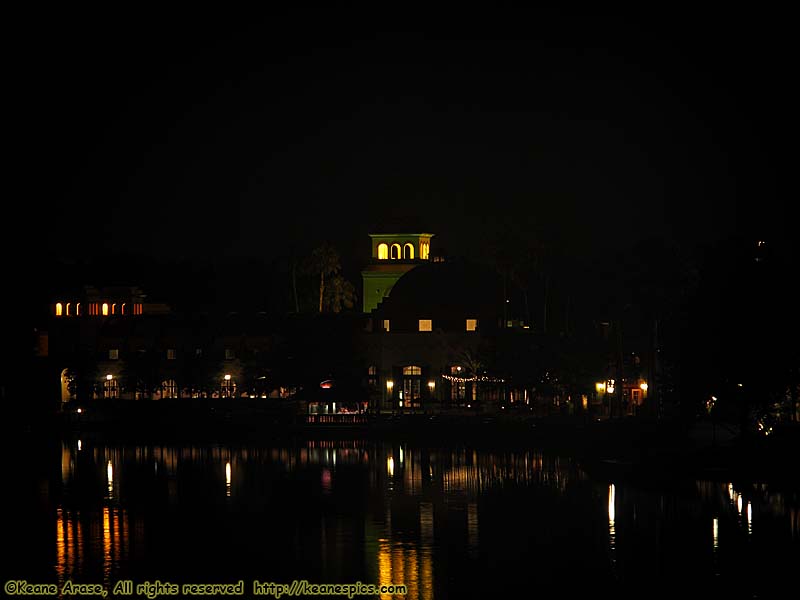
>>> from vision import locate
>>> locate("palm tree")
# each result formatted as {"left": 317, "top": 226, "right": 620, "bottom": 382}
{"left": 484, "top": 225, "right": 543, "bottom": 329}
{"left": 308, "top": 242, "right": 342, "bottom": 314}
{"left": 324, "top": 275, "right": 357, "bottom": 313}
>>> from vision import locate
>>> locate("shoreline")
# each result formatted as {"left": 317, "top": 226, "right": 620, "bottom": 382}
{"left": 9, "top": 405, "right": 799, "bottom": 490}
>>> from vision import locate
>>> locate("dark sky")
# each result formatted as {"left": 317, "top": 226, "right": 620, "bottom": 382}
{"left": 16, "top": 7, "right": 790, "bottom": 271}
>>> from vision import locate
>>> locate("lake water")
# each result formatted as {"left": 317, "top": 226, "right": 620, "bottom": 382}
{"left": 5, "top": 434, "right": 799, "bottom": 599}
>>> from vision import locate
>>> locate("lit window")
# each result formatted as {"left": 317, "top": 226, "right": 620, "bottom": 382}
{"left": 419, "top": 319, "right": 432, "bottom": 332}
{"left": 55, "top": 303, "right": 63, "bottom": 316}
{"left": 390, "top": 243, "right": 401, "bottom": 259}
{"left": 368, "top": 365, "right": 378, "bottom": 390}
{"left": 383, "top": 320, "right": 390, "bottom": 332}
{"left": 103, "top": 378, "right": 119, "bottom": 399}
{"left": 76, "top": 303, "right": 81, "bottom": 316}
{"left": 466, "top": 319, "right": 478, "bottom": 331}
{"left": 102, "top": 303, "right": 109, "bottom": 316}
{"left": 450, "top": 365, "right": 463, "bottom": 375}
{"left": 420, "top": 241, "right": 430, "bottom": 260}
{"left": 221, "top": 376, "right": 236, "bottom": 398}
{"left": 403, "top": 365, "right": 422, "bottom": 375}
{"left": 403, "top": 243, "right": 415, "bottom": 259}
{"left": 167, "top": 349, "right": 176, "bottom": 360}
{"left": 120, "top": 303, "right": 126, "bottom": 315}
{"left": 377, "top": 243, "right": 389, "bottom": 260}
{"left": 109, "top": 349, "right": 119, "bottom": 360}
{"left": 225, "top": 348, "right": 235, "bottom": 360}
{"left": 111, "top": 303, "right": 116, "bottom": 315}
{"left": 451, "top": 379, "right": 466, "bottom": 402}
{"left": 65, "top": 303, "right": 71, "bottom": 316}
{"left": 162, "top": 379, "right": 178, "bottom": 399}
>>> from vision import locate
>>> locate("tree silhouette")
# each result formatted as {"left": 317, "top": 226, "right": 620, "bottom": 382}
{"left": 308, "top": 242, "right": 342, "bottom": 314}
{"left": 324, "top": 274, "right": 357, "bottom": 313}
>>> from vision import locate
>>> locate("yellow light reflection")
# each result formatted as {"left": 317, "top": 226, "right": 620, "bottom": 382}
{"left": 608, "top": 484, "right": 616, "bottom": 524}
{"left": 107, "top": 460, "right": 113, "bottom": 497}
{"left": 737, "top": 493, "right": 743, "bottom": 515}
{"left": 392, "top": 545, "right": 407, "bottom": 599}
{"left": 420, "top": 544, "right": 434, "bottom": 600}
{"left": 225, "top": 461, "right": 232, "bottom": 497}
{"left": 747, "top": 501, "right": 753, "bottom": 535}
{"left": 608, "top": 483, "right": 616, "bottom": 567}
{"left": 56, "top": 508, "right": 81, "bottom": 586}
{"left": 103, "top": 507, "right": 111, "bottom": 585}
{"left": 713, "top": 518, "right": 719, "bottom": 550}
{"left": 387, "top": 456, "right": 394, "bottom": 478}
{"left": 378, "top": 539, "right": 392, "bottom": 600}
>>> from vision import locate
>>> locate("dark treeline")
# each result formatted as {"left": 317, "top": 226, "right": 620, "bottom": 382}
{"left": 25, "top": 229, "right": 798, "bottom": 424}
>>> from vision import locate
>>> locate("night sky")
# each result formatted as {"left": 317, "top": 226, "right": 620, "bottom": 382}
{"left": 15, "top": 7, "right": 791, "bottom": 275}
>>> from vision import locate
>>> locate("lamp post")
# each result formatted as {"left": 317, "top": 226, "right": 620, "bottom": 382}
{"left": 639, "top": 382, "right": 648, "bottom": 416}
{"left": 595, "top": 382, "right": 606, "bottom": 417}
{"left": 386, "top": 380, "right": 394, "bottom": 414}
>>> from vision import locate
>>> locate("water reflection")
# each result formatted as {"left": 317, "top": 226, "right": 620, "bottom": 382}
{"left": 55, "top": 505, "right": 129, "bottom": 589}
{"left": 106, "top": 460, "right": 113, "bottom": 499}
{"left": 713, "top": 517, "right": 719, "bottom": 551}
{"left": 39, "top": 438, "right": 800, "bottom": 598}
{"left": 608, "top": 483, "right": 617, "bottom": 569}
{"left": 466, "top": 502, "right": 479, "bottom": 559}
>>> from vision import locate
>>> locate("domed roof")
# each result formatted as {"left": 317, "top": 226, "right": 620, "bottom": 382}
{"left": 379, "top": 257, "right": 503, "bottom": 316}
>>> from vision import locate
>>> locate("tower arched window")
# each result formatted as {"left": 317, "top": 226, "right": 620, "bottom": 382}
{"left": 102, "top": 303, "right": 109, "bottom": 316}
{"left": 390, "top": 244, "right": 401, "bottom": 259}
{"left": 377, "top": 243, "right": 388, "bottom": 260}
{"left": 65, "top": 303, "right": 71, "bottom": 316}
{"left": 403, "top": 243, "right": 415, "bottom": 259}
{"left": 55, "top": 303, "right": 63, "bottom": 316}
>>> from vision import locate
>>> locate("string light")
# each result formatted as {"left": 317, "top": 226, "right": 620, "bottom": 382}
{"left": 440, "top": 374, "right": 505, "bottom": 383}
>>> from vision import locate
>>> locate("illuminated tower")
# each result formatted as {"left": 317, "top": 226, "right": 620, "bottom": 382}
{"left": 361, "top": 232, "right": 434, "bottom": 313}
